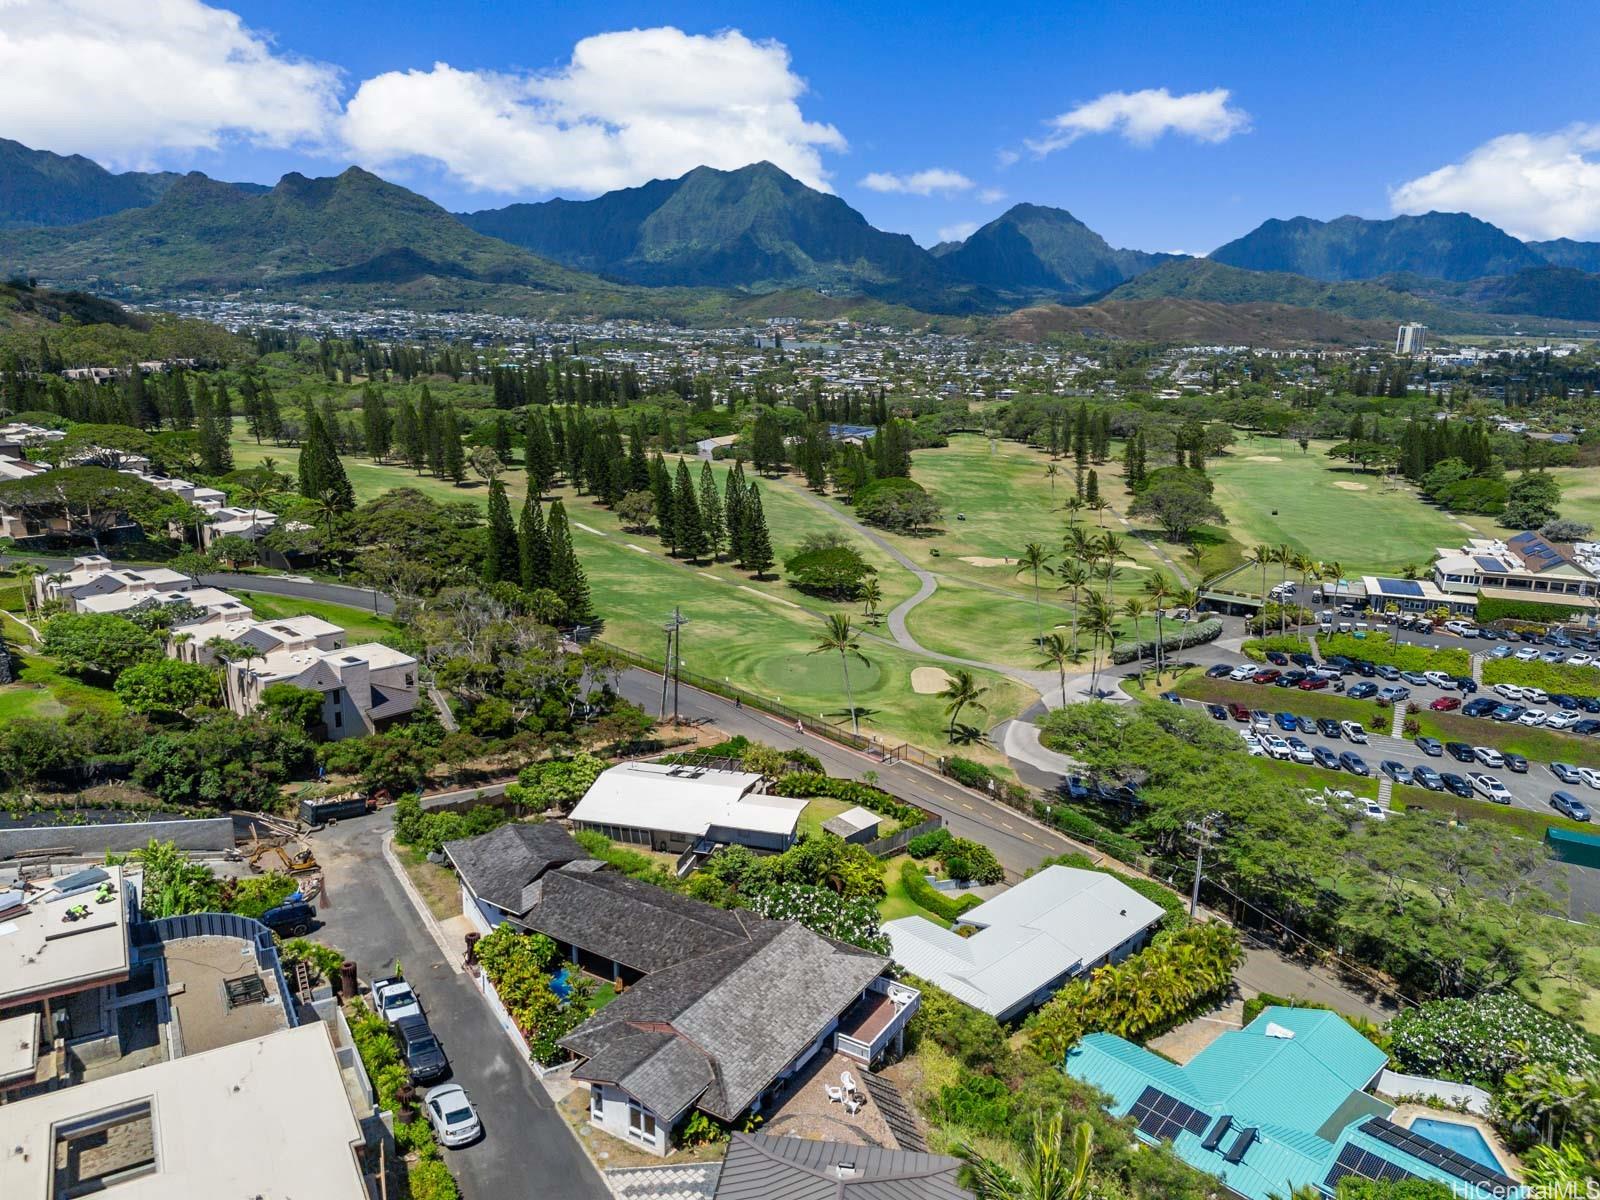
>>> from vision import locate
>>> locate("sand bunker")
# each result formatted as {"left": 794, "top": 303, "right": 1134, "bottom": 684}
{"left": 1332, "top": 481, "right": 1369, "bottom": 491}
{"left": 1245, "top": 455, "right": 1283, "bottom": 462}
{"left": 960, "top": 556, "right": 1016, "bottom": 567}
{"left": 911, "top": 666, "right": 955, "bottom": 694}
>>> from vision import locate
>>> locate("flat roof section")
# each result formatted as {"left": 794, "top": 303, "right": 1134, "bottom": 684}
{"left": 0, "top": 867, "right": 132, "bottom": 1008}
{"left": 0, "top": 1023, "right": 369, "bottom": 1199}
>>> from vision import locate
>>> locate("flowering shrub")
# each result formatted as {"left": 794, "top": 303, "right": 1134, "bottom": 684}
{"left": 748, "top": 882, "right": 890, "bottom": 954}
{"left": 1387, "top": 993, "right": 1597, "bottom": 1086}
{"left": 474, "top": 923, "right": 590, "bottom": 1065}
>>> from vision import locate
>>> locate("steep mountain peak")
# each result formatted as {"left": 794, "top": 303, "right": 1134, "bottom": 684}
{"left": 937, "top": 202, "right": 1174, "bottom": 297}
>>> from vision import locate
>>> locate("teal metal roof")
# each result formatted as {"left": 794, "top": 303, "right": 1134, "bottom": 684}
{"left": 1061, "top": 1008, "right": 1517, "bottom": 1200}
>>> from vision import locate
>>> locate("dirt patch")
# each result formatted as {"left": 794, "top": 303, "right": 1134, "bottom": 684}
{"left": 1332, "top": 481, "right": 1369, "bottom": 491}
{"left": 1245, "top": 455, "right": 1283, "bottom": 462}
{"left": 959, "top": 556, "right": 1015, "bottom": 567}
{"left": 911, "top": 666, "right": 955, "bottom": 694}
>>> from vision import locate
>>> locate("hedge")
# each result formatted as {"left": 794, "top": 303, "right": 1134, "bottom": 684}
{"left": 944, "top": 756, "right": 1030, "bottom": 805}
{"left": 1111, "top": 618, "right": 1223, "bottom": 665}
{"left": 1030, "top": 800, "right": 1144, "bottom": 862}
{"left": 1319, "top": 632, "right": 1470, "bottom": 675}
{"left": 1477, "top": 594, "right": 1585, "bottom": 624}
{"left": 1241, "top": 635, "right": 1312, "bottom": 663}
{"left": 1033, "top": 852, "right": 1188, "bottom": 931}
{"left": 1482, "top": 656, "right": 1600, "bottom": 700}
{"left": 899, "top": 860, "right": 984, "bottom": 922}
{"left": 770, "top": 772, "right": 925, "bottom": 826}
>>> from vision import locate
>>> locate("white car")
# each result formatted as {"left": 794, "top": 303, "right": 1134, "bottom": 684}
{"left": 370, "top": 977, "right": 422, "bottom": 1025}
{"left": 1514, "top": 647, "right": 1541, "bottom": 661}
{"left": 1519, "top": 709, "right": 1548, "bottom": 727}
{"left": 1443, "top": 621, "right": 1476, "bottom": 637}
{"left": 1359, "top": 799, "right": 1389, "bottom": 820}
{"left": 1339, "top": 720, "right": 1369, "bottom": 743}
{"left": 1523, "top": 687, "right": 1549, "bottom": 703}
{"left": 1288, "top": 740, "right": 1315, "bottom": 764}
{"left": 1473, "top": 746, "right": 1505, "bottom": 768}
{"left": 424, "top": 1083, "right": 483, "bottom": 1148}
{"left": 1471, "top": 773, "right": 1513, "bottom": 804}
{"left": 1239, "top": 731, "right": 1266, "bottom": 756}
{"left": 1580, "top": 767, "right": 1600, "bottom": 791}
{"left": 1493, "top": 683, "right": 1525, "bottom": 700}
{"left": 1229, "top": 664, "right": 1257, "bottom": 681}
{"left": 1568, "top": 654, "right": 1594, "bottom": 667}
{"left": 1547, "top": 711, "right": 1582, "bottom": 730}
{"left": 1262, "top": 735, "right": 1292, "bottom": 760}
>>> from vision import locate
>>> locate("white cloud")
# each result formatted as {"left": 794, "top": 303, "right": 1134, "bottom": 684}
{"left": 1391, "top": 126, "right": 1600, "bottom": 240}
{"left": 858, "top": 167, "right": 974, "bottom": 196}
{"left": 0, "top": 0, "right": 341, "bottom": 167}
{"left": 1029, "top": 87, "right": 1249, "bottom": 155}
{"left": 342, "top": 27, "right": 845, "bottom": 194}
{"left": 936, "top": 221, "right": 980, "bottom": 243}
{"left": 977, "top": 187, "right": 1007, "bottom": 204}
{"left": 995, "top": 148, "right": 1021, "bottom": 168}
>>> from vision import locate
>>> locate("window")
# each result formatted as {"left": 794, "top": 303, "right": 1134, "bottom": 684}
{"left": 405, "top": 673, "right": 414, "bottom": 688}
{"left": 590, "top": 1086, "right": 603, "bottom": 1121}
{"left": 627, "top": 1100, "right": 657, "bottom": 1143}
{"left": 333, "top": 709, "right": 343, "bottom": 729}
{"left": 52, "top": 1101, "right": 157, "bottom": 1197}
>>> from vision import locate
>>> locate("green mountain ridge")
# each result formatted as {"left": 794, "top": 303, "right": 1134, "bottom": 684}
{"left": 460, "top": 162, "right": 993, "bottom": 312}
{"left": 937, "top": 203, "right": 1179, "bottom": 297}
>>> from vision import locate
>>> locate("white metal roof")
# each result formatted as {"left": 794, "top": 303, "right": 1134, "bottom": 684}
{"left": 569, "top": 762, "right": 802, "bottom": 839}
{"left": 884, "top": 866, "right": 1166, "bottom": 1017}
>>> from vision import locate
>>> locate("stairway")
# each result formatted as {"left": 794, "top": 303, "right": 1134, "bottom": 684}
{"left": 863, "top": 1072, "right": 926, "bottom": 1153}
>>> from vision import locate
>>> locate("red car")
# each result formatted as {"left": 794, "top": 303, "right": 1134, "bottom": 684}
{"left": 1298, "top": 676, "right": 1330, "bottom": 690}
{"left": 1229, "top": 703, "right": 1251, "bottom": 722}
{"left": 1430, "top": 696, "right": 1461, "bottom": 712}
{"left": 1252, "top": 669, "right": 1281, "bottom": 684}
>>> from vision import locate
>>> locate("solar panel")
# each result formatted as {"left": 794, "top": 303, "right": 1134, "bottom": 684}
{"left": 1358, "top": 1118, "right": 1518, "bottom": 1192}
{"left": 1222, "top": 1127, "right": 1258, "bottom": 1165}
{"left": 1382, "top": 579, "right": 1424, "bottom": 597}
{"left": 1323, "top": 1142, "right": 1421, "bottom": 1193}
{"left": 1129, "top": 1086, "right": 1210, "bottom": 1143}
{"left": 1200, "top": 1115, "right": 1232, "bottom": 1153}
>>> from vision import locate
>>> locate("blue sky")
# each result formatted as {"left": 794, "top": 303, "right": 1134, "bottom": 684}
{"left": 7, "top": 0, "right": 1600, "bottom": 250}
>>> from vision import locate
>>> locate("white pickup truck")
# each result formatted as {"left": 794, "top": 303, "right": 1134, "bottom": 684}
{"left": 371, "top": 976, "right": 422, "bottom": 1024}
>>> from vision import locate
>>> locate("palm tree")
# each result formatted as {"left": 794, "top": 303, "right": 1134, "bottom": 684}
{"left": 1082, "top": 593, "right": 1117, "bottom": 699}
{"left": 1120, "top": 597, "right": 1147, "bottom": 671}
{"left": 1246, "top": 543, "right": 1273, "bottom": 608}
{"left": 1016, "top": 542, "right": 1054, "bottom": 647}
{"left": 1097, "top": 532, "right": 1127, "bottom": 607}
{"left": 1062, "top": 524, "right": 1094, "bottom": 566}
{"left": 810, "top": 613, "right": 870, "bottom": 735}
{"left": 1055, "top": 560, "right": 1092, "bottom": 656}
{"left": 1060, "top": 495, "right": 1085, "bottom": 527}
{"left": 859, "top": 577, "right": 882, "bottom": 625}
{"left": 1274, "top": 543, "right": 1295, "bottom": 635}
{"left": 961, "top": 1113, "right": 1093, "bottom": 1200}
{"left": 1043, "top": 462, "right": 1062, "bottom": 496}
{"left": 1035, "top": 633, "right": 1079, "bottom": 708}
{"left": 1090, "top": 497, "right": 1110, "bottom": 526}
{"left": 1142, "top": 572, "right": 1174, "bottom": 679}
{"left": 236, "top": 478, "right": 279, "bottom": 512}
{"left": 938, "top": 669, "right": 990, "bottom": 741}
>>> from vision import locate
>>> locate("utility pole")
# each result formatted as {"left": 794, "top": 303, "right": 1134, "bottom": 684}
{"left": 1184, "top": 813, "right": 1220, "bottom": 919}
{"left": 662, "top": 606, "right": 689, "bottom": 724}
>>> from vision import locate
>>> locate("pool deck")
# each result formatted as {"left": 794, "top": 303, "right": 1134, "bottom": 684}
{"left": 1390, "top": 1103, "right": 1523, "bottom": 1181}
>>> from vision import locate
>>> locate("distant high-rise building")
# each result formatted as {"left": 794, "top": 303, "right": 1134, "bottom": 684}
{"left": 1396, "top": 323, "right": 1427, "bottom": 355}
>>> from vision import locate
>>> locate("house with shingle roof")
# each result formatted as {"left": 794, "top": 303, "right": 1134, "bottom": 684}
{"left": 713, "top": 1132, "right": 970, "bottom": 1199}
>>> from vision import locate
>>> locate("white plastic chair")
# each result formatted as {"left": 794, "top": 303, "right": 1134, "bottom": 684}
{"left": 825, "top": 1085, "right": 844, "bottom": 1104}
{"left": 841, "top": 1070, "right": 859, "bottom": 1094}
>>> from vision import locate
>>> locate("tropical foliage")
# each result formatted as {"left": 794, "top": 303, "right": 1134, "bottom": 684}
{"left": 473, "top": 923, "right": 592, "bottom": 1065}
{"left": 1388, "top": 993, "right": 1597, "bottom": 1086}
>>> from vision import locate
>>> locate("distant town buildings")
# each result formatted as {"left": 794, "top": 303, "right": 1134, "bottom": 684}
{"left": 1396, "top": 323, "right": 1427, "bottom": 355}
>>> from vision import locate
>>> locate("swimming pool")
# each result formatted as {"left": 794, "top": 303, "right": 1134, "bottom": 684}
{"left": 1409, "top": 1118, "right": 1504, "bottom": 1171}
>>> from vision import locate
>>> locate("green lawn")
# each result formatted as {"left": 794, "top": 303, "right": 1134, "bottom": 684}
{"left": 1207, "top": 434, "right": 1470, "bottom": 575}
{"left": 797, "top": 797, "right": 852, "bottom": 840}
{"left": 0, "top": 634, "right": 123, "bottom": 721}
{"left": 877, "top": 854, "right": 953, "bottom": 928}
{"left": 226, "top": 590, "right": 402, "bottom": 645}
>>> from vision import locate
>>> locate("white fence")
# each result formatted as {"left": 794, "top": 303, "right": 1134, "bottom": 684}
{"left": 1377, "top": 1069, "right": 1491, "bottom": 1115}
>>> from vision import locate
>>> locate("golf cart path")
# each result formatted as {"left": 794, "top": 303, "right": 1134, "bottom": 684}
{"left": 768, "top": 480, "right": 1066, "bottom": 698}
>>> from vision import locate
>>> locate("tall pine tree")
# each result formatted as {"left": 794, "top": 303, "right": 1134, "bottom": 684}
{"left": 298, "top": 409, "right": 355, "bottom": 509}
{"left": 518, "top": 493, "right": 551, "bottom": 592}
{"left": 741, "top": 486, "right": 774, "bottom": 578}
{"left": 673, "top": 458, "right": 707, "bottom": 561}
{"left": 546, "top": 500, "right": 592, "bottom": 622}
{"left": 441, "top": 406, "right": 466, "bottom": 484}
{"left": 483, "top": 479, "right": 518, "bottom": 584}
{"left": 698, "top": 461, "right": 725, "bottom": 559}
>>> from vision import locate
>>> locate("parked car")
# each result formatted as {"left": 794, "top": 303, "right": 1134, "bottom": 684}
{"left": 1577, "top": 720, "right": 1600, "bottom": 736}
{"left": 1295, "top": 715, "right": 1317, "bottom": 734}
{"left": 1491, "top": 704, "right": 1524, "bottom": 722}
{"left": 1519, "top": 709, "right": 1549, "bottom": 727}
{"left": 370, "top": 977, "right": 422, "bottom": 1024}
{"left": 1317, "top": 718, "right": 1342, "bottom": 739}
{"left": 424, "top": 1083, "right": 483, "bottom": 1148}
{"left": 1489, "top": 644, "right": 1515, "bottom": 659}
{"left": 1291, "top": 652, "right": 1317, "bottom": 667}
{"left": 1229, "top": 664, "right": 1257, "bottom": 681}
{"left": 1206, "top": 703, "right": 1228, "bottom": 720}
{"left": 1339, "top": 720, "right": 1369, "bottom": 743}
{"left": 1412, "top": 765, "right": 1444, "bottom": 791}
{"left": 1377, "top": 685, "right": 1411, "bottom": 703}
{"left": 259, "top": 900, "right": 317, "bottom": 938}
{"left": 1473, "top": 746, "right": 1505, "bottom": 768}
{"left": 1429, "top": 696, "right": 1461, "bottom": 712}
{"left": 1287, "top": 738, "right": 1314, "bottom": 764}
{"left": 1441, "top": 772, "right": 1474, "bottom": 798}
{"left": 1552, "top": 791, "right": 1593, "bottom": 821}
{"left": 1262, "top": 735, "right": 1292, "bottom": 760}
{"left": 1581, "top": 767, "right": 1600, "bottom": 791}
{"left": 1240, "top": 731, "right": 1266, "bottom": 756}
{"left": 1359, "top": 799, "right": 1388, "bottom": 820}
{"left": 1206, "top": 663, "right": 1233, "bottom": 678}
{"left": 1375, "top": 664, "right": 1401, "bottom": 681}
{"left": 1462, "top": 698, "right": 1498, "bottom": 717}
{"left": 1547, "top": 711, "right": 1582, "bottom": 730}
{"left": 396, "top": 1015, "right": 449, "bottom": 1083}
{"left": 1551, "top": 694, "right": 1581, "bottom": 711}
{"left": 1347, "top": 682, "right": 1379, "bottom": 700}
{"left": 1553, "top": 762, "right": 1585, "bottom": 785}
{"left": 1454, "top": 677, "right": 1477, "bottom": 694}
{"left": 1515, "top": 646, "right": 1540, "bottom": 661}
{"left": 1414, "top": 736, "right": 1443, "bottom": 757}
{"left": 1252, "top": 669, "right": 1281, "bottom": 684}
{"left": 1312, "top": 745, "right": 1342, "bottom": 769}
{"left": 1159, "top": 691, "right": 1183, "bottom": 705}
{"left": 1424, "top": 671, "right": 1456, "bottom": 689}
{"left": 1503, "top": 753, "right": 1529, "bottom": 774}
{"left": 1297, "top": 675, "right": 1330, "bottom": 691}
{"left": 1399, "top": 670, "right": 1430, "bottom": 687}
{"left": 1250, "top": 710, "right": 1272, "bottom": 730}
{"left": 1274, "top": 712, "right": 1299, "bottom": 731}
{"left": 1229, "top": 703, "right": 1251, "bottom": 722}
{"left": 1266, "top": 650, "right": 1289, "bottom": 665}
{"left": 1445, "top": 742, "right": 1477, "bottom": 763}
{"left": 1471, "top": 774, "right": 1513, "bottom": 804}
{"left": 1493, "top": 683, "right": 1525, "bottom": 700}
{"left": 1379, "top": 761, "right": 1413, "bottom": 785}
{"left": 1338, "top": 751, "right": 1370, "bottom": 776}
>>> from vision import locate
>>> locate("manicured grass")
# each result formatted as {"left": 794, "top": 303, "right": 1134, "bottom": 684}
{"left": 1207, "top": 434, "right": 1470, "bottom": 574}
{"left": 1483, "top": 656, "right": 1600, "bottom": 700}
{"left": 0, "top": 644, "right": 123, "bottom": 721}
{"left": 876, "top": 854, "right": 953, "bottom": 928}
{"left": 1453, "top": 466, "right": 1600, "bottom": 544}
{"left": 1319, "top": 632, "right": 1470, "bottom": 675}
{"left": 1411, "top": 708, "right": 1600, "bottom": 771}
{"left": 226, "top": 590, "right": 402, "bottom": 646}
{"left": 797, "top": 797, "right": 852, "bottom": 840}
{"left": 1395, "top": 785, "right": 1594, "bottom": 837}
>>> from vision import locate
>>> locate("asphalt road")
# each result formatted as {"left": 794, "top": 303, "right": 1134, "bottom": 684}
{"left": 311, "top": 813, "right": 608, "bottom": 1200}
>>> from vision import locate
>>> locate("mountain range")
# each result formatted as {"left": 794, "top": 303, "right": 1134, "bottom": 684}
{"left": 5, "top": 137, "right": 1600, "bottom": 337}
